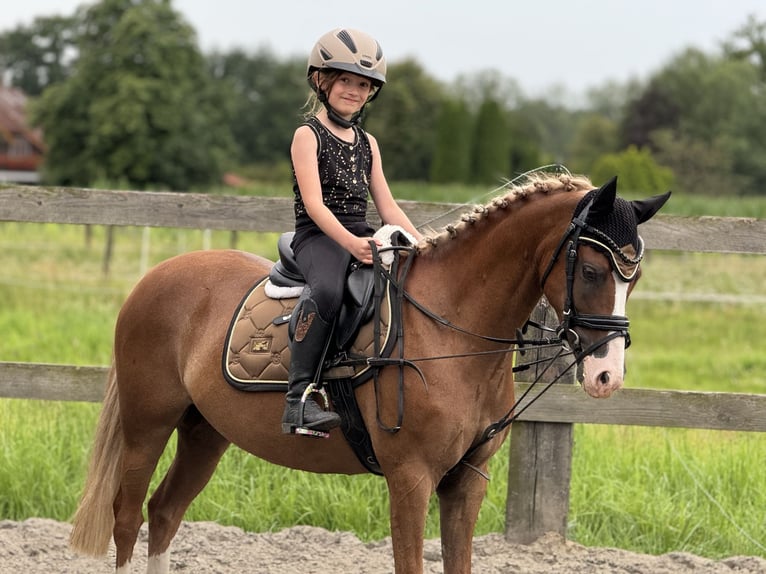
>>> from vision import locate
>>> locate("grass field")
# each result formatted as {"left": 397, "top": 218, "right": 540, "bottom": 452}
{"left": 1, "top": 186, "right": 765, "bottom": 559}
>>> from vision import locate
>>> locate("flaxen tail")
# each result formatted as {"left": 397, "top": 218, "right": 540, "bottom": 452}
{"left": 69, "top": 363, "right": 123, "bottom": 556}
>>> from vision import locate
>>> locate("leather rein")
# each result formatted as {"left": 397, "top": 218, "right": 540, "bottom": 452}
{"left": 360, "top": 199, "right": 640, "bottom": 478}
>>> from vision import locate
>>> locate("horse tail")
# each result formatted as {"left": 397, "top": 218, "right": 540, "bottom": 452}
{"left": 69, "top": 362, "right": 123, "bottom": 557}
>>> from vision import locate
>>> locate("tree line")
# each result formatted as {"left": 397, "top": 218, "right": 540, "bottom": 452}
{"left": 1, "top": 0, "right": 765, "bottom": 195}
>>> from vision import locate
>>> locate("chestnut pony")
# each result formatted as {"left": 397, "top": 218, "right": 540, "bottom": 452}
{"left": 69, "top": 174, "right": 669, "bottom": 573}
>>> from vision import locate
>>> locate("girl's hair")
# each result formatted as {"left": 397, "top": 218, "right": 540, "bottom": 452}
{"left": 302, "top": 69, "right": 341, "bottom": 118}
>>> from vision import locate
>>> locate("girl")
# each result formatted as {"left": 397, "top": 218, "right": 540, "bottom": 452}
{"left": 282, "top": 28, "right": 422, "bottom": 435}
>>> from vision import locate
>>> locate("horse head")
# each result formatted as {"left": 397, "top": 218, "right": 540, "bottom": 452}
{"left": 541, "top": 176, "right": 670, "bottom": 398}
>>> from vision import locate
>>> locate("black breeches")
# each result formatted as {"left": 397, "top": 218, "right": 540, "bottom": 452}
{"left": 294, "top": 234, "right": 352, "bottom": 322}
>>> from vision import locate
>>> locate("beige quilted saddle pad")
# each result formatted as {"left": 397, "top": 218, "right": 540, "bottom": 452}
{"left": 223, "top": 278, "right": 392, "bottom": 391}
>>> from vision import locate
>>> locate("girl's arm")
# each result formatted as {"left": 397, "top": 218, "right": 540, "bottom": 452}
{"left": 367, "top": 134, "right": 423, "bottom": 242}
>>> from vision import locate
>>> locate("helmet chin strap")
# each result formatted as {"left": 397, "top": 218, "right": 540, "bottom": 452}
{"left": 317, "top": 90, "right": 361, "bottom": 128}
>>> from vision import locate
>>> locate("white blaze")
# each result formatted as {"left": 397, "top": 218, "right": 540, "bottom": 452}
{"left": 581, "top": 271, "right": 629, "bottom": 398}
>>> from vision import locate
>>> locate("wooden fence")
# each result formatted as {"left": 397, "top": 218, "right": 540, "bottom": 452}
{"left": 2, "top": 184, "right": 766, "bottom": 544}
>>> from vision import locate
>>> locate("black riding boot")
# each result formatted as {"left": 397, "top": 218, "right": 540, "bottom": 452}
{"left": 281, "top": 298, "right": 341, "bottom": 434}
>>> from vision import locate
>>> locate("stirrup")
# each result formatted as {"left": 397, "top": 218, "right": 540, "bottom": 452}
{"left": 293, "top": 426, "right": 330, "bottom": 438}
{"left": 283, "top": 382, "right": 332, "bottom": 439}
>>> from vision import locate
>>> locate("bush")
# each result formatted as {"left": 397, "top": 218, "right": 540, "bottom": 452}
{"left": 591, "top": 146, "right": 674, "bottom": 193}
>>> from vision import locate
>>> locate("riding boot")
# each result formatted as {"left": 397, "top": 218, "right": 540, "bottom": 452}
{"left": 281, "top": 298, "right": 341, "bottom": 434}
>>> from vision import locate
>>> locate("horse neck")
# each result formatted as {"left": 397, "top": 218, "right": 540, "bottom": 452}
{"left": 410, "top": 196, "right": 570, "bottom": 339}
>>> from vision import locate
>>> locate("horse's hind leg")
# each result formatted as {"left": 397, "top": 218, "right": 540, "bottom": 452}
{"left": 113, "top": 419, "right": 179, "bottom": 573}
{"left": 145, "top": 406, "right": 230, "bottom": 573}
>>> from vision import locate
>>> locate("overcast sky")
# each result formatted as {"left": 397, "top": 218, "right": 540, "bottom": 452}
{"left": 3, "top": 0, "right": 765, "bottom": 95}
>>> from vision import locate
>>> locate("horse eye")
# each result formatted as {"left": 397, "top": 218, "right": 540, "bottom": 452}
{"left": 581, "top": 264, "right": 600, "bottom": 283}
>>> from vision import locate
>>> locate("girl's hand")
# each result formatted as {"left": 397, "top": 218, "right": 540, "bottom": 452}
{"left": 347, "top": 236, "right": 382, "bottom": 265}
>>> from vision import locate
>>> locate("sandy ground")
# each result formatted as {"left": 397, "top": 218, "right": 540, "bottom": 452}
{"left": 1, "top": 518, "right": 765, "bottom": 573}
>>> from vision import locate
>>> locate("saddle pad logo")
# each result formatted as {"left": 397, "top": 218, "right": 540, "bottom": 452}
{"left": 250, "top": 337, "right": 272, "bottom": 353}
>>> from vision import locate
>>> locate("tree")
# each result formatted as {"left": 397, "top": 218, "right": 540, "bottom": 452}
{"left": 208, "top": 48, "right": 305, "bottom": 173}
{"left": 452, "top": 69, "right": 523, "bottom": 111}
{"left": 471, "top": 98, "right": 510, "bottom": 184}
{"left": 723, "top": 14, "right": 766, "bottom": 80}
{"left": 621, "top": 40, "right": 766, "bottom": 195}
{"left": 449, "top": 70, "right": 552, "bottom": 181}
{"left": 506, "top": 110, "right": 545, "bottom": 176}
{"left": 584, "top": 80, "right": 638, "bottom": 124}
{"left": 514, "top": 97, "right": 578, "bottom": 166}
{"left": 364, "top": 59, "right": 444, "bottom": 181}
{"left": 650, "top": 130, "right": 740, "bottom": 196}
{"left": 31, "top": 0, "right": 234, "bottom": 190}
{"left": 429, "top": 97, "right": 473, "bottom": 183}
{"left": 0, "top": 15, "right": 78, "bottom": 96}
{"left": 568, "top": 113, "right": 619, "bottom": 174}
{"left": 642, "top": 56, "right": 766, "bottom": 195}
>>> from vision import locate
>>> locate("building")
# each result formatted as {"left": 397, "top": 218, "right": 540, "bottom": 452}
{"left": 0, "top": 86, "right": 45, "bottom": 183}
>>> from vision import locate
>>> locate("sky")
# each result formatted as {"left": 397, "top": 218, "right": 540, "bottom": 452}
{"left": 2, "top": 0, "right": 765, "bottom": 95}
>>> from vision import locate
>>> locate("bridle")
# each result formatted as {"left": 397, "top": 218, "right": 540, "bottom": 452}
{"left": 358, "top": 197, "right": 645, "bottom": 477}
{"left": 539, "top": 196, "right": 643, "bottom": 361}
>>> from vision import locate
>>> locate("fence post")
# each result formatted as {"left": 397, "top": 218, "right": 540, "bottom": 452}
{"left": 505, "top": 297, "right": 575, "bottom": 543}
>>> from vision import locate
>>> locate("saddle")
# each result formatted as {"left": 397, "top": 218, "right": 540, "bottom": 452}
{"left": 223, "top": 229, "right": 414, "bottom": 474}
{"left": 269, "top": 232, "right": 377, "bottom": 351}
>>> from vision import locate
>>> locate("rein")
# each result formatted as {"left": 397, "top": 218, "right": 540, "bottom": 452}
{"left": 364, "top": 242, "right": 570, "bottom": 436}
{"left": 362, "top": 197, "right": 637, "bottom": 478}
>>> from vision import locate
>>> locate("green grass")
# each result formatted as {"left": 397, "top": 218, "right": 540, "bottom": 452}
{"left": 1, "top": 191, "right": 765, "bottom": 559}
{"left": 570, "top": 426, "right": 766, "bottom": 558}
{"left": 2, "top": 400, "right": 764, "bottom": 559}
{"left": 627, "top": 299, "right": 766, "bottom": 393}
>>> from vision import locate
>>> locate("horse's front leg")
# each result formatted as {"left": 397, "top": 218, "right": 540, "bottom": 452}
{"left": 386, "top": 467, "right": 435, "bottom": 574}
{"left": 436, "top": 460, "right": 491, "bottom": 574}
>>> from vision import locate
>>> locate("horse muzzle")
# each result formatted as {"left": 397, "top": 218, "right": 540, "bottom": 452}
{"left": 574, "top": 330, "right": 627, "bottom": 398}
{"left": 560, "top": 315, "right": 630, "bottom": 399}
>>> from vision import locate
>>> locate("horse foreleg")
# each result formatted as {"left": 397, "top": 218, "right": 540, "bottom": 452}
{"left": 436, "top": 464, "right": 489, "bottom": 574}
{"left": 145, "top": 407, "right": 230, "bottom": 574}
{"left": 386, "top": 468, "right": 435, "bottom": 574}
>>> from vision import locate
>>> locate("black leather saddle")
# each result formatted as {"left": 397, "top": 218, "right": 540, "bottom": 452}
{"left": 268, "top": 232, "right": 375, "bottom": 350}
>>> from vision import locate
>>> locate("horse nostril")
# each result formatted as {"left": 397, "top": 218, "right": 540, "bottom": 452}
{"left": 599, "top": 371, "right": 611, "bottom": 385}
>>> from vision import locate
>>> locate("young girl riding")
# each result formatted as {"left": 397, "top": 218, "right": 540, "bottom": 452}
{"left": 282, "top": 28, "right": 422, "bottom": 435}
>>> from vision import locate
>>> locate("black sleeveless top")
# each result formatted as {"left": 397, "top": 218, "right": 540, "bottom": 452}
{"left": 292, "top": 116, "right": 373, "bottom": 231}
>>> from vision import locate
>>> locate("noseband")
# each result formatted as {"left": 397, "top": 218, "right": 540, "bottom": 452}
{"left": 539, "top": 197, "right": 643, "bottom": 361}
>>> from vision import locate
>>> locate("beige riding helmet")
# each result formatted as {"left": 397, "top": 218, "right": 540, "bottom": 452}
{"left": 307, "top": 28, "right": 387, "bottom": 90}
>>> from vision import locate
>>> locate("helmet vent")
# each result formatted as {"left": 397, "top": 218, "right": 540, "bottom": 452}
{"left": 319, "top": 47, "right": 333, "bottom": 62}
{"left": 359, "top": 58, "right": 372, "bottom": 69}
{"left": 336, "top": 29, "right": 358, "bottom": 53}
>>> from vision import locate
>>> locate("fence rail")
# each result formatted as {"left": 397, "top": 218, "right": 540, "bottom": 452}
{"left": 2, "top": 361, "right": 765, "bottom": 431}
{"left": 3, "top": 184, "right": 766, "bottom": 253}
{"left": 2, "top": 184, "right": 765, "bottom": 544}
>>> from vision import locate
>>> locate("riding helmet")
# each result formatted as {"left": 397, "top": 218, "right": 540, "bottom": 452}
{"left": 307, "top": 28, "right": 387, "bottom": 91}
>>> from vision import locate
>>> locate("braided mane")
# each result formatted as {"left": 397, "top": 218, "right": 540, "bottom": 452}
{"left": 417, "top": 173, "right": 593, "bottom": 254}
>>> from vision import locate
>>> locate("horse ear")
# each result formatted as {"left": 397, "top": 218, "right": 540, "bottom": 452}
{"left": 632, "top": 191, "right": 672, "bottom": 224}
{"left": 587, "top": 176, "right": 618, "bottom": 219}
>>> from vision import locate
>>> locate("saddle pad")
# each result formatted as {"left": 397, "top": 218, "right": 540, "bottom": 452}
{"left": 223, "top": 277, "right": 392, "bottom": 392}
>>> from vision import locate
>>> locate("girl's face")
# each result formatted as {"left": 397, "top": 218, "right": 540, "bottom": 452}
{"left": 324, "top": 72, "right": 374, "bottom": 120}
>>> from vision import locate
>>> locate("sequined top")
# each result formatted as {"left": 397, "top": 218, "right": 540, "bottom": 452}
{"left": 293, "top": 116, "right": 372, "bottom": 230}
